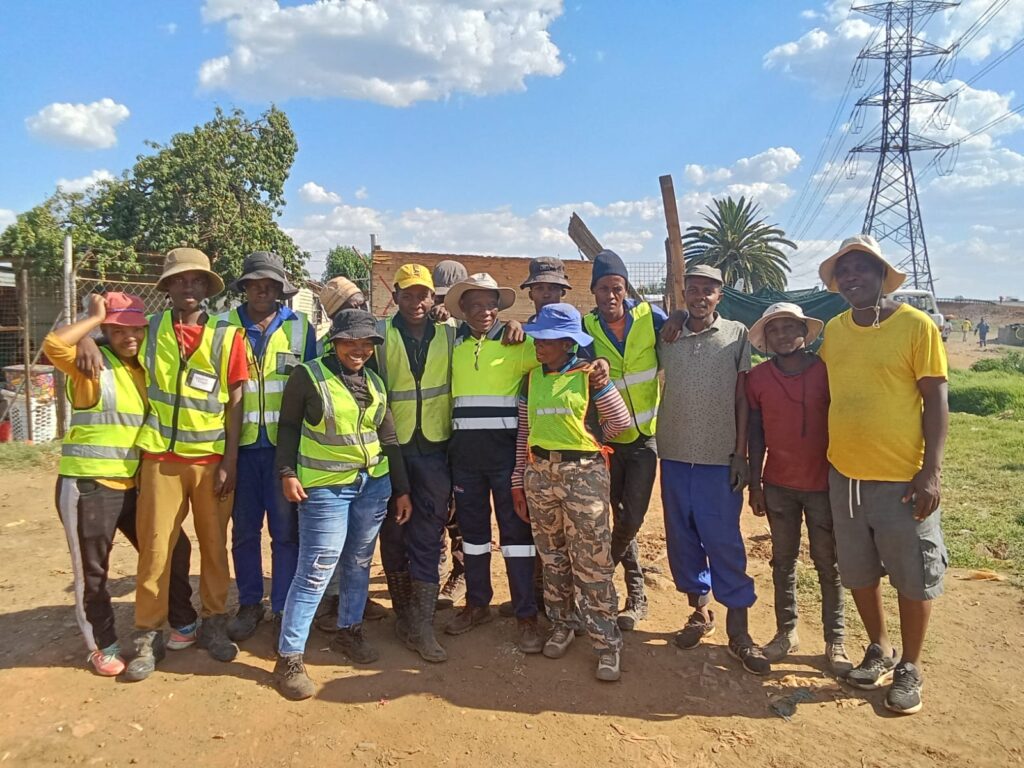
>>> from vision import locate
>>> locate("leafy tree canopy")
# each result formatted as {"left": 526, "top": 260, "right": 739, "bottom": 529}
{"left": 322, "top": 245, "right": 369, "bottom": 285}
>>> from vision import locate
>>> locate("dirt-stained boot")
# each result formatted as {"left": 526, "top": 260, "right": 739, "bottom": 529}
{"left": 408, "top": 580, "right": 447, "bottom": 663}
{"left": 386, "top": 571, "right": 413, "bottom": 644}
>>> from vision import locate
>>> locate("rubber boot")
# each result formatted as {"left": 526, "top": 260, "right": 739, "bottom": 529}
{"left": 386, "top": 571, "right": 413, "bottom": 644}
{"left": 408, "top": 580, "right": 448, "bottom": 663}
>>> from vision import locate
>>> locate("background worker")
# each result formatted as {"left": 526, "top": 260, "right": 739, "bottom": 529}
{"left": 746, "top": 303, "right": 851, "bottom": 674}
{"left": 657, "top": 264, "right": 771, "bottom": 676}
{"left": 582, "top": 250, "right": 667, "bottom": 632}
{"left": 216, "top": 252, "right": 317, "bottom": 644}
{"left": 274, "top": 310, "right": 411, "bottom": 700}
{"left": 128, "top": 248, "right": 248, "bottom": 681}
{"left": 512, "top": 304, "right": 631, "bottom": 681}
{"left": 46, "top": 292, "right": 197, "bottom": 677}
{"left": 372, "top": 264, "right": 455, "bottom": 663}
{"left": 443, "top": 273, "right": 543, "bottom": 653}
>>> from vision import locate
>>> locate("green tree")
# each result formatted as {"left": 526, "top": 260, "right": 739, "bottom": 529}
{"left": 322, "top": 245, "right": 369, "bottom": 285}
{"left": 683, "top": 196, "right": 795, "bottom": 293}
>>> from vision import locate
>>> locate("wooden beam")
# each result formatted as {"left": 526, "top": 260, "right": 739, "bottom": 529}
{"left": 659, "top": 175, "right": 686, "bottom": 312}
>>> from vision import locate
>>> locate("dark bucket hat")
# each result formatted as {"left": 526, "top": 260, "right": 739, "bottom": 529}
{"left": 521, "top": 256, "right": 572, "bottom": 290}
{"left": 327, "top": 308, "right": 384, "bottom": 344}
{"left": 230, "top": 251, "right": 299, "bottom": 297}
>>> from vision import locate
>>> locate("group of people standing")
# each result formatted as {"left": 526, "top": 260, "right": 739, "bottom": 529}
{"left": 47, "top": 231, "right": 948, "bottom": 716}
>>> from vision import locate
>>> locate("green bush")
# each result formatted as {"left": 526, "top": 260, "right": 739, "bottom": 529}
{"left": 971, "top": 350, "right": 1024, "bottom": 375}
{"left": 948, "top": 369, "right": 1024, "bottom": 417}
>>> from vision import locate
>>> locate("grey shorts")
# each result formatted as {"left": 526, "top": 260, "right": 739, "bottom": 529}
{"left": 828, "top": 467, "right": 947, "bottom": 601}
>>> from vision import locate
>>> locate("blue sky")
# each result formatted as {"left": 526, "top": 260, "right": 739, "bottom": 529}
{"left": 1, "top": 0, "right": 1022, "bottom": 297}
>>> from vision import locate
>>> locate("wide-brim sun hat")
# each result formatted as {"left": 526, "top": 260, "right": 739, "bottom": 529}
{"left": 326, "top": 308, "right": 384, "bottom": 344}
{"left": 229, "top": 251, "right": 299, "bottom": 297}
{"left": 156, "top": 247, "right": 226, "bottom": 297}
{"left": 444, "top": 273, "right": 517, "bottom": 321}
{"left": 748, "top": 302, "right": 824, "bottom": 353}
{"left": 818, "top": 234, "right": 907, "bottom": 295}
{"left": 319, "top": 276, "right": 362, "bottom": 317}
{"left": 523, "top": 302, "right": 593, "bottom": 347}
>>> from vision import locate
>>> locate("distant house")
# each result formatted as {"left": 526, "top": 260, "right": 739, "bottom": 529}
{"left": 289, "top": 281, "right": 331, "bottom": 339}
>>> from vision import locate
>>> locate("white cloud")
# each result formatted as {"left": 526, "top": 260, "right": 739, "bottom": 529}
{"left": 164, "top": 22, "right": 178, "bottom": 35}
{"left": 0, "top": 209, "right": 15, "bottom": 230}
{"left": 56, "top": 169, "right": 115, "bottom": 194}
{"left": 198, "top": 0, "right": 565, "bottom": 107}
{"left": 685, "top": 147, "right": 802, "bottom": 187}
{"left": 354, "top": 186, "right": 369, "bottom": 200}
{"left": 25, "top": 98, "right": 130, "bottom": 149}
{"left": 298, "top": 181, "right": 342, "bottom": 204}
{"left": 763, "top": 18, "right": 876, "bottom": 88}
{"left": 938, "top": 0, "right": 1024, "bottom": 63}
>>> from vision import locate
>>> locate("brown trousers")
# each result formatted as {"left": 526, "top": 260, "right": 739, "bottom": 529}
{"left": 134, "top": 459, "right": 234, "bottom": 629}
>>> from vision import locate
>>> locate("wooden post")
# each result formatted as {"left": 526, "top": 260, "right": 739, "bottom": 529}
{"left": 56, "top": 235, "right": 73, "bottom": 438}
{"left": 19, "top": 269, "right": 33, "bottom": 442}
{"left": 659, "top": 175, "right": 686, "bottom": 312}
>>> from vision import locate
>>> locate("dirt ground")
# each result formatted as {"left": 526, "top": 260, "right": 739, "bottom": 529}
{"left": 1, "top": 463, "right": 1023, "bottom": 768}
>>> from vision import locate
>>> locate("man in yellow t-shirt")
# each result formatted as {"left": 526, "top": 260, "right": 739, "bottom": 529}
{"left": 818, "top": 234, "right": 948, "bottom": 716}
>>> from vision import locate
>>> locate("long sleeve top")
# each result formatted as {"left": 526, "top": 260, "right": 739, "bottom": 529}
{"left": 275, "top": 354, "right": 410, "bottom": 495}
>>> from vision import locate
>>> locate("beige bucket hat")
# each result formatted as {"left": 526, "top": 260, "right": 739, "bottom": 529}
{"left": 157, "top": 247, "right": 225, "bottom": 296}
{"left": 749, "top": 302, "right": 824, "bottom": 353}
{"left": 818, "top": 234, "right": 907, "bottom": 295}
{"left": 444, "top": 273, "right": 516, "bottom": 320}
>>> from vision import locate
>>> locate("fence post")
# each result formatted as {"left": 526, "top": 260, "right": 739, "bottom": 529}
{"left": 19, "top": 269, "right": 33, "bottom": 442}
{"left": 56, "top": 235, "right": 74, "bottom": 438}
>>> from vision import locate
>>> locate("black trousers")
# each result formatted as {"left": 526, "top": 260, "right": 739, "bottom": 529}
{"left": 608, "top": 435, "right": 658, "bottom": 601}
{"left": 56, "top": 477, "right": 197, "bottom": 651}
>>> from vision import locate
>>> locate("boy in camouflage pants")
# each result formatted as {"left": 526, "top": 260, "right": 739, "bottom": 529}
{"left": 511, "top": 304, "right": 632, "bottom": 681}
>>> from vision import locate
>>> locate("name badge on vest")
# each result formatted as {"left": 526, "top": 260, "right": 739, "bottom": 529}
{"left": 186, "top": 369, "right": 218, "bottom": 393}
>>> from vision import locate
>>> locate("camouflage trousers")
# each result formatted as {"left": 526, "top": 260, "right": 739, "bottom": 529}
{"left": 524, "top": 457, "right": 622, "bottom": 653}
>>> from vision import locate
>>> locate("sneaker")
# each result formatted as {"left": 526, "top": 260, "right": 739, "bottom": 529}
{"left": 846, "top": 643, "right": 897, "bottom": 690}
{"left": 885, "top": 662, "right": 924, "bottom": 715}
{"left": 543, "top": 625, "right": 575, "bottom": 659}
{"left": 728, "top": 638, "right": 772, "bottom": 676}
{"left": 437, "top": 571, "right": 466, "bottom": 609}
{"left": 517, "top": 617, "right": 544, "bottom": 654}
{"left": 274, "top": 653, "right": 315, "bottom": 701}
{"left": 763, "top": 629, "right": 799, "bottom": 663}
{"left": 616, "top": 597, "right": 648, "bottom": 632}
{"left": 196, "top": 614, "right": 239, "bottom": 663}
{"left": 331, "top": 624, "right": 379, "bottom": 665}
{"left": 674, "top": 610, "right": 716, "bottom": 650}
{"left": 826, "top": 641, "right": 854, "bottom": 675}
{"left": 123, "top": 630, "right": 165, "bottom": 683}
{"left": 228, "top": 604, "right": 264, "bottom": 642}
{"left": 88, "top": 644, "right": 125, "bottom": 677}
{"left": 595, "top": 650, "right": 621, "bottom": 682}
{"left": 167, "top": 620, "right": 199, "bottom": 651}
{"left": 444, "top": 605, "right": 493, "bottom": 635}
{"left": 363, "top": 598, "right": 388, "bottom": 622}
{"left": 315, "top": 595, "right": 340, "bottom": 633}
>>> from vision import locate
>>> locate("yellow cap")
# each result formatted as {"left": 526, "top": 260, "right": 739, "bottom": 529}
{"left": 394, "top": 263, "right": 435, "bottom": 291}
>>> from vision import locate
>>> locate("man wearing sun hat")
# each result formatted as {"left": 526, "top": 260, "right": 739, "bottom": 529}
{"left": 746, "top": 302, "right": 850, "bottom": 674}
{"left": 371, "top": 263, "right": 456, "bottom": 663}
{"left": 817, "top": 234, "right": 948, "bottom": 715}
{"left": 214, "top": 252, "right": 318, "bottom": 645}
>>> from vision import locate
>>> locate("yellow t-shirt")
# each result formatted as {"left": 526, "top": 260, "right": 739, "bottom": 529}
{"left": 819, "top": 303, "right": 947, "bottom": 482}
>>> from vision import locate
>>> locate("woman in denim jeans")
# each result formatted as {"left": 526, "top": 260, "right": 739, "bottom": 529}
{"left": 273, "top": 309, "right": 411, "bottom": 701}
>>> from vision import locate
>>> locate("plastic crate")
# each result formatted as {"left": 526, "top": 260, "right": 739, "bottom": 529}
{"left": 1, "top": 393, "right": 57, "bottom": 442}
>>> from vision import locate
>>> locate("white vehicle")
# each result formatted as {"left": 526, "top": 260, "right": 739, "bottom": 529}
{"left": 888, "top": 289, "right": 944, "bottom": 328}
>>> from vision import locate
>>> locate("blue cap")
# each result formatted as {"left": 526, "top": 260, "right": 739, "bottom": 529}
{"left": 523, "top": 303, "right": 593, "bottom": 347}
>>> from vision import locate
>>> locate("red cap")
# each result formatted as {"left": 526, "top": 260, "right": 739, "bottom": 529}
{"left": 103, "top": 292, "right": 148, "bottom": 327}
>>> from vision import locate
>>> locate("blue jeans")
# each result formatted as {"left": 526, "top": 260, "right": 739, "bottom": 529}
{"left": 278, "top": 472, "right": 391, "bottom": 656}
{"left": 231, "top": 447, "right": 299, "bottom": 613}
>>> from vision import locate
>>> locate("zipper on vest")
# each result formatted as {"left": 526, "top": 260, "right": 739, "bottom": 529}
{"left": 169, "top": 364, "right": 184, "bottom": 452}
{"left": 356, "top": 404, "right": 370, "bottom": 467}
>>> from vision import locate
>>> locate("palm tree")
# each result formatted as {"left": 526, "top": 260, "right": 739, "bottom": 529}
{"left": 683, "top": 196, "right": 795, "bottom": 293}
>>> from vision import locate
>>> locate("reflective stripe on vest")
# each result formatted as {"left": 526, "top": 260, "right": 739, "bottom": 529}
{"left": 526, "top": 367, "right": 600, "bottom": 453}
{"left": 296, "top": 359, "right": 390, "bottom": 488}
{"left": 583, "top": 303, "right": 660, "bottom": 444}
{"left": 59, "top": 346, "right": 145, "bottom": 478}
{"left": 214, "top": 307, "right": 308, "bottom": 446}
{"left": 451, "top": 325, "right": 533, "bottom": 432}
{"left": 375, "top": 318, "right": 454, "bottom": 444}
{"left": 136, "top": 311, "right": 233, "bottom": 457}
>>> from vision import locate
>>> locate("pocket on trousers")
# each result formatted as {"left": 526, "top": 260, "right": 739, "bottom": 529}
{"left": 918, "top": 521, "right": 948, "bottom": 590}
{"left": 76, "top": 479, "right": 101, "bottom": 496}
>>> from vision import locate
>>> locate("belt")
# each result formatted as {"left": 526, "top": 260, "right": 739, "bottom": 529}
{"left": 530, "top": 447, "right": 599, "bottom": 462}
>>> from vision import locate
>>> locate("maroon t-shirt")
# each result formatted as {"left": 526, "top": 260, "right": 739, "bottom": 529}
{"left": 746, "top": 356, "right": 830, "bottom": 492}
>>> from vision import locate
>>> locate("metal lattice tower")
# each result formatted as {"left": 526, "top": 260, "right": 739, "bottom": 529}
{"left": 851, "top": 1, "right": 958, "bottom": 294}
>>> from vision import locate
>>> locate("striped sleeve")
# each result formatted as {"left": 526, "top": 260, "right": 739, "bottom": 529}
{"left": 592, "top": 381, "right": 631, "bottom": 442}
{"left": 511, "top": 398, "right": 530, "bottom": 489}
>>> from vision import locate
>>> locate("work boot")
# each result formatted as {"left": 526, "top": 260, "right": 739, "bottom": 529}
{"left": 197, "top": 614, "right": 239, "bottom": 662}
{"left": 596, "top": 650, "right": 621, "bottom": 682}
{"left": 616, "top": 596, "right": 648, "bottom": 632}
{"left": 497, "top": 601, "right": 515, "bottom": 618}
{"left": 274, "top": 653, "right": 315, "bottom": 701}
{"left": 763, "top": 628, "right": 800, "bottom": 663}
{"left": 123, "top": 630, "right": 165, "bottom": 683}
{"left": 408, "top": 580, "right": 447, "bottom": 663}
{"left": 518, "top": 617, "right": 543, "bottom": 654}
{"left": 543, "top": 624, "right": 575, "bottom": 659}
{"left": 228, "top": 603, "right": 264, "bottom": 642}
{"left": 315, "top": 594, "right": 340, "bottom": 633}
{"left": 445, "top": 605, "right": 493, "bottom": 635}
{"left": 363, "top": 598, "right": 388, "bottom": 621}
{"left": 386, "top": 571, "right": 413, "bottom": 644}
{"left": 437, "top": 570, "right": 466, "bottom": 609}
{"left": 331, "top": 623, "right": 379, "bottom": 664}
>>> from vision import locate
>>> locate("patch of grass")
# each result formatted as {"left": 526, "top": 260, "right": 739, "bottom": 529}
{"left": 942, "top": 413, "right": 1024, "bottom": 576}
{"left": 948, "top": 369, "right": 1024, "bottom": 419}
{"left": 970, "top": 350, "right": 1024, "bottom": 374}
{"left": 0, "top": 440, "right": 61, "bottom": 471}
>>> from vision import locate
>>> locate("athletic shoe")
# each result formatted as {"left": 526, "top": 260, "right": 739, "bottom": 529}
{"left": 728, "top": 638, "right": 772, "bottom": 676}
{"left": 885, "top": 662, "right": 924, "bottom": 715}
{"left": 826, "top": 641, "right": 854, "bottom": 675}
{"left": 763, "top": 629, "right": 800, "bottom": 663}
{"left": 437, "top": 571, "right": 466, "bottom": 609}
{"left": 123, "top": 630, "right": 165, "bottom": 683}
{"left": 595, "top": 650, "right": 621, "bottom": 682}
{"left": 274, "top": 653, "right": 315, "bottom": 701}
{"left": 616, "top": 597, "right": 648, "bottom": 632}
{"left": 543, "top": 625, "right": 575, "bottom": 659}
{"left": 674, "top": 610, "right": 716, "bottom": 650}
{"left": 88, "top": 644, "right": 125, "bottom": 677}
{"left": 846, "top": 643, "right": 897, "bottom": 690}
{"left": 167, "top": 620, "right": 199, "bottom": 651}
